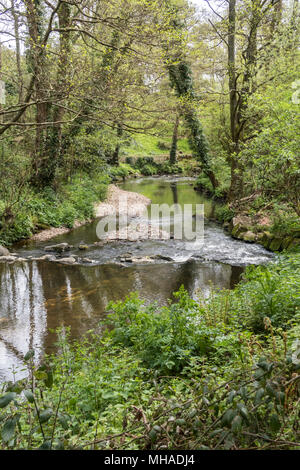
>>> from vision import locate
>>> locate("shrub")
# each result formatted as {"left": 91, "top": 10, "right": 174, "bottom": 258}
{"left": 229, "top": 253, "right": 300, "bottom": 332}
{"left": 105, "top": 287, "right": 244, "bottom": 373}
{"left": 215, "top": 205, "right": 235, "bottom": 223}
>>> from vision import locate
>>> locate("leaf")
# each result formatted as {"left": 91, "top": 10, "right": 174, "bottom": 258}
{"left": 44, "top": 370, "right": 53, "bottom": 389}
{"left": 34, "top": 370, "right": 48, "bottom": 381}
{"left": 266, "top": 382, "right": 276, "bottom": 397}
{"left": 58, "top": 414, "right": 69, "bottom": 430}
{"left": 1, "top": 417, "right": 18, "bottom": 443}
{"left": 149, "top": 428, "right": 157, "bottom": 442}
{"left": 231, "top": 415, "right": 243, "bottom": 433}
{"left": 52, "top": 439, "right": 64, "bottom": 450}
{"left": 175, "top": 418, "right": 185, "bottom": 426}
{"left": 269, "top": 413, "right": 281, "bottom": 433}
{"left": 39, "top": 409, "right": 53, "bottom": 423}
{"left": 23, "top": 390, "right": 35, "bottom": 403}
{"left": 237, "top": 403, "right": 249, "bottom": 422}
{"left": 0, "top": 393, "right": 16, "bottom": 409}
{"left": 227, "top": 390, "right": 236, "bottom": 404}
{"left": 221, "top": 409, "right": 236, "bottom": 427}
{"left": 254, "top": 388, "right": 265, "bottom": 405}
{"left": 24, "top": 350, "right": 35, "bottom": 361}
{"left": 39, "top": 440, "right": 52, "bottom": 450}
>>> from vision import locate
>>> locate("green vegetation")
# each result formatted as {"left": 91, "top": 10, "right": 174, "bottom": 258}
{"left": 0, "top": 254, "right": 299, "bottom": 450}
{"left": 123, "top": 134, "right": 191, "bottom": 157}
{"left": 0, "top": 171, "right": 109, "bottom": 246}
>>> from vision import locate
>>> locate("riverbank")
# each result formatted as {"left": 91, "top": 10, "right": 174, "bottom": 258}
{"left": 30, "top": 185, "right": 151, "bottom": 243}
{"left": 227, "top": 211, "right": 300, "bottom": 252}
{"left": 192, "top": 166, "right": 300, "bottom": 253}
{"left": 193, "top": 180, "right": 300, "bottom": 253}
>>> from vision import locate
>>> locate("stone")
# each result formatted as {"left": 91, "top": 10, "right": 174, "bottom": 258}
{"left": 0, "top": 256, "right": 16, "bottom": 263}
{"left": 230, "top": 215, "right": 253, "bottom": 239}
{"left": 242, "top": 231, "right": 257, "bottom": 242}
{"left": 131, "top": 256, "right": 155, "bottom": 264}
{"left": 269, "top": 238, "right": 283, "bottom": 251}
{"left": 82, "top": 258, "right": 93, "bottom": 263}
{"left": 0, "top": 245, "right": 10, "bottom": 256}
{"left": 78, "top": 244, "right": 89, "bottom": 250}
{"left": 44, "top": 243, "right": 71, "bottom": 253}
{"left": 57, "top": 257, "right": 77, "bottom": 265}
{"left": 232, "top": 215, "right": 252, "bottom": 229}
{"left": 39, "top": 254, "right": 56, "bottom": 261}
{"left": 153, "top": 254, "right": 173, "bottom": 261}
{"left": 281, "top": 237, "right": 293, "bottom": 250}
{"left": 256, "top": 232, "right": 265, "bottom": 240}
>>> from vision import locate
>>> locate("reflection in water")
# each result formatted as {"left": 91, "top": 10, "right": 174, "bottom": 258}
{"left": 0, "top": 262, "right": 47, "bottom": 381}
{"left": 0, "top": 259, "right": 242, "bottom": 382}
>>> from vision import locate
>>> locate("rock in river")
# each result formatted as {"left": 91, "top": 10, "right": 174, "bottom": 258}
{"left": 44, "top": 243, "right": 72, "bottom": 253}
{"left": 0, "top": 255, "right": 17, "bottom": 263}
{"left": 56, "top": 257, "right": 77, "bottom": 265}
{"left": 0, "top": 245, "right": 10, "bottom": 256}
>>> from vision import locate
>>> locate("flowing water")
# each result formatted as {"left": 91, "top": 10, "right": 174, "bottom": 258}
{"left": 0, "top": 177, "right": 274, "bottom": 382}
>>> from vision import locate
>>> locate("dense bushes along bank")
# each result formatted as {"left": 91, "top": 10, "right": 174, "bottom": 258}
{"left": 0, "top": 253, "right": 299, "bottom": 450}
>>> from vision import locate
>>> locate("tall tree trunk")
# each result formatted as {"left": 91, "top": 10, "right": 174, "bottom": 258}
{"left": 227, "top": 0, "right": 240, "bottom": 201}
{"left": 112, "top": 122, "right": 123, "bottom": 166}
{"left": 169, "top": 114, "right": 179, "bottom": 165}
{"left": 11, "top": 0, "right": 24, "bottom": 104}
{"left": 228, "top": 0, "right": 259, "bottom": 201}
{"left": 228, "top": 0, "right": 237, "bottom": 144}
{"left": 271, "top": 0, "right": 283, "bottom": 31}
{"left": 168, "top": 62, "right": 218, "bottom": 189}
{"left": 25, "top": 0, "right": 48, "bottom": 176}
{"left": 34, "top": 1, "right": 71, "bottom": 186}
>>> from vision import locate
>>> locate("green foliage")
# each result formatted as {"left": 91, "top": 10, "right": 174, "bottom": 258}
{"left": 229, "top": 253, "right": 300, "bottom": 332}
{"left": 238, "top": 79, "right": 300, "bottom": 216}
{"left": 270, "top": 205, "right": 300, "bottom": 238}
{"left": 158, "top": 161, "right": 183, "bottom": 175}
{"left": 67, "top": 128, "right": 115, "bottom": 174}
{"left": 106, "top": 287, "right": 244, "bottom": 373}
{"left": 109, "top": 163, "right": 140, "bottom": 180}
{"left": 215, "top": 205, "right": 235, "bottom": 223}
{"left": 0, "top": 172, "right": 109, "bottom": 245}
{"left": 194, "top": 175, "right": 214, "bottom": 195}
{"left": 124, "top": 134, "right": 191, "bottom": 157}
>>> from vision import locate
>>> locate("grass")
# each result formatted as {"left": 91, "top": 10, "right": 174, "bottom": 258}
{"left": 123, "top": 134, "right": 191, "bottom": 157}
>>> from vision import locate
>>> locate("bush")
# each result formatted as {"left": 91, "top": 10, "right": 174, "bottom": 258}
{"left": 215, "top": 205, "right": 235, "bottom": 223}
{"left": 229, "top": 253, "right": 300, "bottom": 332}
{"left": 105, "top": 287, "right": 245, "bottom": 373}
{"left": 194, "top": 175, "right": 214, "bottom": 195}
{"left": 157, "top": 162, "right": 183, "bottom": 175}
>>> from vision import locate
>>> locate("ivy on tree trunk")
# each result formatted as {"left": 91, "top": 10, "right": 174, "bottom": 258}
{"left": 168, "top": 61, "right": 218, "bottom": 189}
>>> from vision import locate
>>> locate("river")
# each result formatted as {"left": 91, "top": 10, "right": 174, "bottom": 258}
{"left": 0, "top": 176, "right": 274, "bottom": 382}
